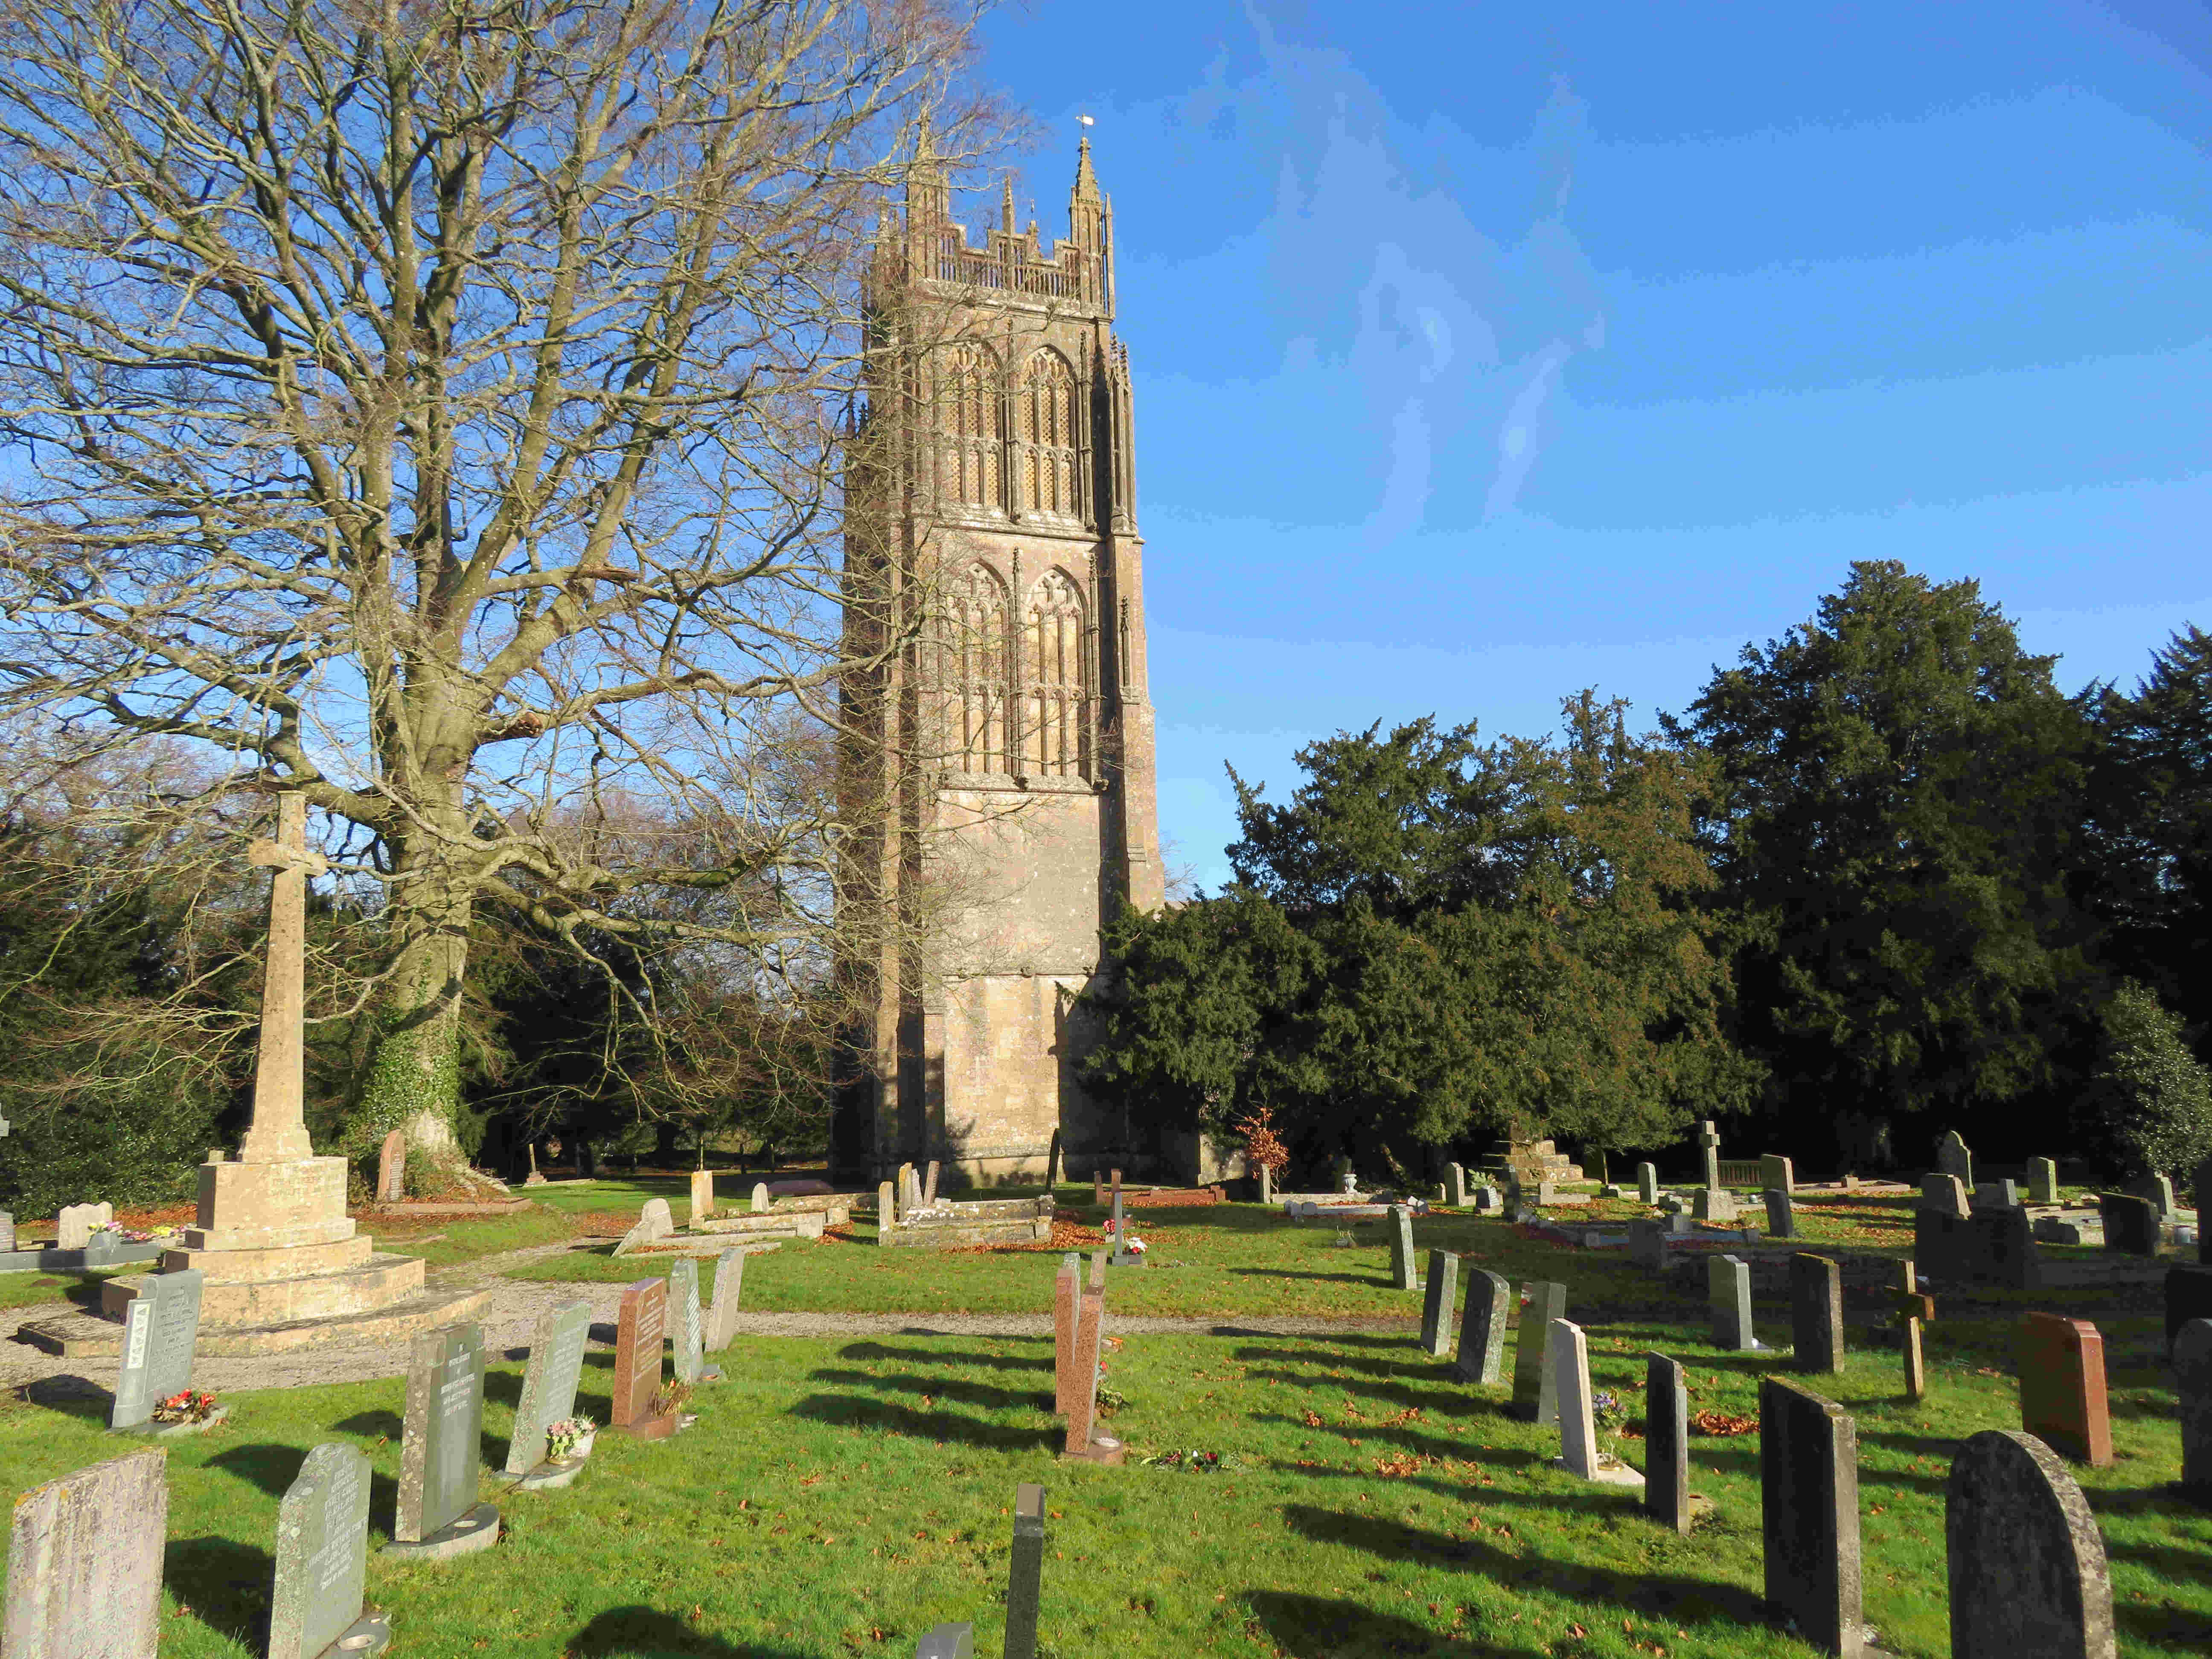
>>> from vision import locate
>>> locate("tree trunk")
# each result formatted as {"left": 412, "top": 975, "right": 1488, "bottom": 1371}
{"left": 353, "top": 832, "right": 475, "bottom": 1185}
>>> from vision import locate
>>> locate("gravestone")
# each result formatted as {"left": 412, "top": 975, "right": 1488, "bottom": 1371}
{"left": 1888, "top": 1262, "right": 1935, "bottom": 1403}
{"left": 1091, "top": 1173, "right": 1103, "bottom": 1207}
{"left": 2177, "top": 1318, "right": 2212, "bottom": 1504}
{"left": 689, "top": 1169, "right": 714, "bottom": 1222}
{"left": 616, "top": 1198, "right": 674, "bottom": 1254}
{"left": 1764, "top": 1186, "right": 1797, "bottom": 1240}
{"left": 389, "top": 1323, "right": 498, "bottom": 1558}
{"left": 1448, "top": 1162, "right": 1469, "bottom": 1207}
{"left": 898, "top": 1163, "right": 915, "bottom": 1210}
{"left": 915, "top": 1625, "right": 975, "bottom": 1659}
{"left": 1418, "top": 1251, "right": 1458, "bottom": 1358}
{"left": 1791, "top": 1253, "right": 1845, "bottom": 1374}
{"left": 55, "top": 1201, "right": 110, "bottom": 1251}
{"left": 1709, "top": 1254, "right": 1762, "bottom": 1351}
{"left": 81, "top": 1227, "right": 122, "bottom": 1268}
{"left": 1, "top": 1446, "right": 167, "bottom": 1659}
{"left": 1636, "top": 1162, "right": 1660, "bottom": 1204}
{"left": 667, "top": 1258, "right": 717, "bottom": 1386}
{"left": 1053, "top": 1254, "right": 1080, "bottom": 1415}
{"left": 1645, "top": 1353, "right": 1691, "bottom": 1532}
{"left": 109, "top": 1269, "right": 206, "bottom": 1432}
{"left": 1511, "top": 1281, "right": 1566, "bottom": 1424}
{"left": 2018, "top": 1313, "right": 2113, "bottom": 1466}
{"left": 270, "top": 1444, "right": 387, "bottom": 1659}
{"left": 2098, "top": 1193, "right": 2159, "bottom": 1257}
{"left": 751, "top": 1181, "right": 771, "bottom": 1214}
{"left": 1061, "top": 1282, "right": 1124, "bottom": 1465}
{"left": 0, "top": 1211, "right": 12, "bottom": 1253}
{"left": 1937, "top": 1130, "right": 1974, "bottom": 1188}
{"left": 1696, "top": 1120, "right": 1721, "bottom": 1190}
{"left": 1761, "top": 1154, "right": 1796, "bottom": 1195}
{"left": 2027, "top": 1157, "right": 2060, "bottom": 1205}
{"left": 1919, "top": 1202, "right": 2041, "bottom": 1290}
{"left": 1472, "top": 1185, "right": 1503, "bottom": 1215}
{"left": 705, "top": 1248, "right": 746, "bottom": 1353}
{"left": 1921, "top": 1173, "right": 1970, "bottom": 1220}
{"left": 1109, "top": 1186, "right": 1143, "bottom": 1268}
{"left": 1549, "top": 1319, "right": 1641, "bottom": 1486}
{"left": 504, "top": 1299, "right": 592, "bottom": 1485}
{"left": 611, "top": 1278, "right": 674, "bottom": 1438}
{"left": 923, "top": 1160, "right": 940, "bottom": 1205}
{"left": 1006, "top": 1481, "right": 1047, "bottom": 1659}
{"left": 1387, "top": 1205, "right": 1416, "bottom": 1290}
{"left": 1760, "top": 1375, "right": 1864, "bottom": 1659}
{"left": 2197, "top": 1152, "right": 2212, "bottom": 1264}
{"left": 2136, "top": 1173, "right": 2178, "bottom": 1220}
{"left": 2167, "top": 1267, "right": 2212, "bottom": 1359}
{"left": 1455, "top": 1269, "right": 1511, "bottom": 1385}
{"left": 1974, "top": 1180, "right": 2021, "bottom": 1211}
{"left": 1945, "top": 1429, "right": 2115, "bottom": 1659}
{"left": 1692, "top": 1186, "right": 1738, "bottom": 1223}
{"left": 876, "top": 1180, "right": 896, "bottom": 1237}
{"left": 1627, "top": 1219, "right": 1669, "bottom": 1272}
{"left": 377, "top": 1130, "right": 406, "bottom": 1202}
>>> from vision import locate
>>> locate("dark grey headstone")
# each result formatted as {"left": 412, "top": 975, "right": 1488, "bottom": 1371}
{"left": 1710, "top": 1254, "right": 1758, "bottom": 1350}
{"left": 1628, "top": 1220, "right": 1669, "bottom": 1272}
{"left": 2178, "top": 1319, "right": 2212, "bottom": 1505}
{"left": 1791, "top": 1253, "right": 1845, "bottom": 1374}
{"left": 3, "top": 1446, "right": 166, "bottom": 1659}
{"left": 1005, "top": 1482, "right": 1045, "bottom": 1659}
{"left": 1945, "top": 1429, "right": 2115, "bottom": 1659}
{"left": 1388, "top": 1205, "right": 1416, "bottom": 1290}
{"left": 270, "top": 1443, "right": 377, "bottom": 1659}
{"left": 1936, "top": 1130, "right": 1974, "bottom": 1188}
{"left": 1645, "top": 1352, "right": 1690, "bottom": 1534}
{"left": 504, "top": 1301, "right": 591, "bottom": 1476}
{"left": 397, "top": 1323, "right": 486, "bottom": 1543}
{"left": 1974, "top": 1179, "right": 2022, "bottom": 1212}
{"left": 706, "top": 1247, "right": 745, "bottom": 1353}
{"left": 1764, "top": 1187, "right": 1796, "bottom": 1239}
{"left": 1636, "top": 1162, "right": 1660, "bottom": 1204}
{"left": 109, "top": 1270, "right": 204, "bottom": 1431}
{"left": 1454, "top": 1269, "right": 1511, "bottom": 1385}
{"left": 1511, "top": 1281, "right": 1566, "bottom": 1424}
{"left": 1760, "top": 1375, "right": 1863, "bottom": 1658}
{"left": 2098, "top": 1193, "right": 2159, "bottom": 1256}
{"left": 2196, "top": 1153, "right": 2212, "bottom": 1264}
{"left": 1918, "top": 1204, "right": 2041, "bottom": 1290}
{"left": 2027, "top": 1158, "right": 2060, "bottom": 1204}
{"left": 2162, "top": 1266, "right": 2212, "bottom": 1358}
{"left": 1418, "top": 1251, "right": 1458, "bottom": 1357}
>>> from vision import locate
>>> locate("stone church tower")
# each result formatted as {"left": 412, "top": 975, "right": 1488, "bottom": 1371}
{"left": 831, "top": 135, "right": 1168, "bottom": 1188}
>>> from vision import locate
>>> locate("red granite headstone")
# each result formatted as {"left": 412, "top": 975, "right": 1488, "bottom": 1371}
{"left": 2017, "top": 1313, "right": 2113, "bottom": 1467}
{"left": 1061, "top": 1284, "right": 1124, "bottom": 1465}
{"left": 1052, "top": 1257, "right": 1079, "bottom": 1417}
{"left": 611, "top": 1278, "right": 675, "bottom": 1438}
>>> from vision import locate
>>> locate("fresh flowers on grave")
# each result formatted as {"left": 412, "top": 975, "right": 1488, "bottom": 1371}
{"left": 545, "top": 1414, "right": 596, "bottom": 1461}
{"left": 1143, "top": 1448, "right": 1242, "bottom": 1473}
{"left": 1100, "top": 1217, "right": 1148, "bottom": 1254}
{"left": 151, "top": 1389, "right": 220, "bottom": 1425}
{"left": 649, "top": 1380, "right": 693, "bottom": 1417}
{"left": 1591, "top": 1391, "right": 1630, "bottom": 1464}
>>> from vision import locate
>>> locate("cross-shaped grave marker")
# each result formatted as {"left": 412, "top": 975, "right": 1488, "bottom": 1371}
{"left": 1886, "top": 1260, "right": 1936, "bottom": 1402}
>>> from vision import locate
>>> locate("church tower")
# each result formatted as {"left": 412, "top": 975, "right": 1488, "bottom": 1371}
{"left": 832, "top": 135, "right": 1166, "bottom": 1188}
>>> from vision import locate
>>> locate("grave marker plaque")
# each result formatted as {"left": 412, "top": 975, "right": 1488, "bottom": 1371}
{"left": 1418, "top": 1251, "right": 1458, "bottom": 1357}
{"left": 1, "top": 1446, "right": 166, "bottom": 1659}
{"left": 1945, "top": 1429, "right": 2115, "bottom": 1659}
{"left": 611, "top": 1278, "right": 672, "bottom": 1438}
{"left": 1760, "top": 1375, "right": 1863, "bottom": 1659}
{"left": 1454, "top": 1269, "right": 1511, "bottom": 1385}
{"left": 392, "top": 1323, "right": 498, "bottom": 1556}
{"left": 270, "top": 1443, "right": 386, "bottom": 1659}
{"left": 2018, "top": 1313, "right": 2113, "bottom": 1466}
{"left": 504, "top": 1300, "right": 592, "bottom": 1480}
{"left": 1511, "top": 1281, "right": 1566, "bottom": 1424}
{"left": 705, "top": 1248, "right": 746, "bottom": 1353}
{"left": 1791, "top": 1253, "right": 1845, "bottom": 1374}
{"left": 109, "top": 1269, "right": 205, "bottom": 1431}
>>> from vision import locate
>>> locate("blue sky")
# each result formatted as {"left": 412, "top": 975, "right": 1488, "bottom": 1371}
{"left": 974, "top": 1, "right": 2212, "bottom": 891}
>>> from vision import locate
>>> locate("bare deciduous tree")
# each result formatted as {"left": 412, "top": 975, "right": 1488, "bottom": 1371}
{"left": 0, "top": 0, "right": 1011, "bottom": 1178}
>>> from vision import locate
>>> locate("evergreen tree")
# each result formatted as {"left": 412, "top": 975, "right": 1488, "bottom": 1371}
{"left": 2089, "top": 981, "right": 2212, "bottom": 1180}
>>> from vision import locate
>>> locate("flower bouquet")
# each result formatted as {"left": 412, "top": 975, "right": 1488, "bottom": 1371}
{"left": 649, "top": 1380, "right": 693, "bottom": 1419}
{"left": 1591, "top": 1391, "right": 1632, "bottom": 1469}
{"left": 545, "top": 1414, "right": 596, "bottom": 1462}
{"left": 1143, "top": 1448, "right": 1241, "bottom": 1472}
{"left": 150, "top": 1389, "right": 221, "bottom": 1426}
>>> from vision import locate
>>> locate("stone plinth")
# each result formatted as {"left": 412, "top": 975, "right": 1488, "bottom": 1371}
{"left": 185, "top": 1155, "right": 356, "bottom": 1251}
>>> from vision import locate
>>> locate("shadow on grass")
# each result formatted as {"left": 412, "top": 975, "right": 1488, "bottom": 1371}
{"left": 1228, "top": 1266, "right": 1387, "bottom": 1287}
{"left": 165, "top": 1534, "right": 271, "bottom": 1647}
{"left": 809, "top": 1367, "right": 1038, "bottom": 1411}
{"left": 335, "top": 1408, "right": 403, "bottom": 1441}
{"left": 2117, "top": 1602, "right": 2212, "bottom": 1650}
{"left": 837, "top": 1340, "right": 1052, "bottom": 1372}
{"left": 1243, "top": 1589, "right": 1530, "bottom": 1657}
{"left": 206, "top": 1441, "right": 309, "bottom": 1500}
{"left": 788, "top": 1392, "right": 1055, "bottom": 1451}
{"left": 568, "top": 1606, "right": 813, "bottom": 1656}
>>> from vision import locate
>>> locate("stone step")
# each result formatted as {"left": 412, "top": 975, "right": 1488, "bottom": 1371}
{"left": 18, "top": 1283, "right": 495, "bottom": 1358}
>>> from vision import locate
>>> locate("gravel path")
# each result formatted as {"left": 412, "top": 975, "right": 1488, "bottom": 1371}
{"left": 2, "top": 1241, "right": 1413, "bottom": 1403}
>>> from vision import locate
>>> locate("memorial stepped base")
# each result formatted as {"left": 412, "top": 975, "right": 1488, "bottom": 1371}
{"left": 1486, "top": 1137, "right": 1584, "bottom": 1185}
{"left": 97, "top": 1249, "right": 429, "bottom": 1327}
{"left": 17, "top": 1283, "right": 492, "bottom": 1358}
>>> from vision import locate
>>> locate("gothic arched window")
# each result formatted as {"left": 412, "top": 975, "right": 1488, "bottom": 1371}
{"left": 1024, "top": 568, "right": 1089, "bottom": 778}
{"left": 939, "top": 563, "right": 1011, "bottom": 773}
{"left": 1016, "top": 350, "right": 1080, "bottom": 518}
{"left": 937, "top": 345, "right": 1002, "bottom": 512}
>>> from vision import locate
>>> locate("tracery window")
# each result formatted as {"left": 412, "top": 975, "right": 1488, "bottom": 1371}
{"left": 1016, "top": 350, "right": 1080, "bottom": 518}
{"left": 939, "top": 563, "right": 1010, "bottom": 772}
{"left": 1023, "top": 569, "right": 1089, "bottom": 778}
{"left": 936, "top": 345, "right": 1001, "bottom": 511}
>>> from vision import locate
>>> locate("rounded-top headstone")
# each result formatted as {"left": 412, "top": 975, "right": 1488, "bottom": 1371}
{"left": 1945, "top": 1429, "right": 2115, "bottom": 1659}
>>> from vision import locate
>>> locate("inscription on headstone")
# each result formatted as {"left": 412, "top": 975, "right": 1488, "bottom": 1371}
{"left": 377, "top": 1130, "right": 406, "bottom": 1202}
{"left": 611, "top": 1278, "right": 670, "bottom": 1436}
{"left": 270, "top": 1443, "right": 384, "bottom": 1659}
{"left": 1, "top": 1446, "right": 167, "bottom": 1659}
{"left": 1945, "top": 1429, "right": 2115, "bottom": 1659}
{"left": 504, "top": 1300, "right": 591, "bottom": 1479}
{"left": 109, "top": 1269, "right": 205, "bottom": 1432}
{"left": 395, "top": 1323, "right": 491, "bottom": 1548}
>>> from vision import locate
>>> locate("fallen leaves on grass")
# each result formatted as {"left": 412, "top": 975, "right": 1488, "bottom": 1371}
{"left": 1689, "top": 1409, "right": 1758, "bottom": 1436}
{"left": 1372, "top": 1452, "right": 1428, "bottom": 1478}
